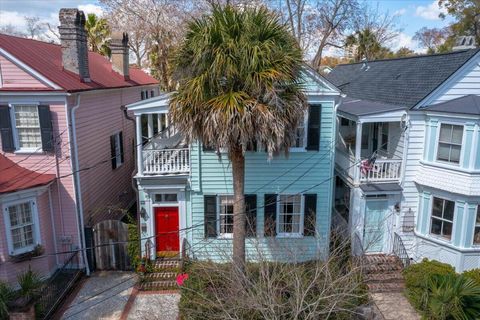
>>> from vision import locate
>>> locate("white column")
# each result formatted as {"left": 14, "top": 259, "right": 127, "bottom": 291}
{"left": 147, "top": 114, "right": 154, "bottom": 139}
{"left": 354, "top": 121, "right": 362, "bottom": 184}
{"left": 157, "top": 114, "right": 162, "bottom": 132}
{"left": 136, "top": 115, "right": 144, "bottom": 176}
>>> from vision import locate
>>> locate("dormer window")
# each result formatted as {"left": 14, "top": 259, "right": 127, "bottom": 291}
{"left": 437, "top": 124, "right": 463, "bottom": 164}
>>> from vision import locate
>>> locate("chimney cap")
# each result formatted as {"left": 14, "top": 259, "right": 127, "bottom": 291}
{"left": 59, "top": 8, "right": 85, "bottom": 26}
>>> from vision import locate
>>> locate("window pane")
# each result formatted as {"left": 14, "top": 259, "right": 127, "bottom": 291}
{"left": 442, "top": 221, "right": 453, "bottom": 239}
{"left": 279, "top": 195, "right": 302, "bottom": 234}
{"left": 437, "top": 144, "right": 450, "bottom": 161}
{"left": 15, "top": 105, "right": 41, "bottom": 149}
{"left": 164, "top": 194, "right": 177, "bottom": 202}
{"left": 450, "top": 145, "right": 461, "bottom": 163}
{"left": 451, "top": 125, "right": 463, "bottom": 144}
{"left": 474, "top": 226, "right": 480, "bottom": 245}
{"left": 439, "top": 124, "right": 451, "bottom": 142}
{"left": 443, "top": 200, "right": 455, "bottom": 221}
{"left": 430, "top": 218, "right": 442, "bottom": 236}
{"left": 432, "top": 198, "right": 443, "bottom": 217}
{"left": 219, "top": 196, "right": 234, "bottom": 235}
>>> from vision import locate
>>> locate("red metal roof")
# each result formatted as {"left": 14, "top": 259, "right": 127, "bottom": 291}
{"left": 0, "top": 155, "right": 55, "bottom": 194}
{"left": 0, "top": 34, "right": 159, "bottom": 92}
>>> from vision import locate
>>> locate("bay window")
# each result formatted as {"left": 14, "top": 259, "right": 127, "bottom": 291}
{"left": 430, "top": 197, "right": 455, "bottom": 240}
{"left": 437, "top": 124, "right": 463, "bottom": 164}
{"left": 474, "top": 206, "right": 480, "bottom": 245}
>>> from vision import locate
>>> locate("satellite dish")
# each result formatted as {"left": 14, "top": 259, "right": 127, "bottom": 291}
{"left": 400, "top": 114, "right": 408, "bottom": 131}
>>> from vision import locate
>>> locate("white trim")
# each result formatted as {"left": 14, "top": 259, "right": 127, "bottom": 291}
{"left": 0, "top": 48, "right": 62, "bottom": 90}
{"left": 2, "top": 196, "right": 42, "bottom": 256}
{"left": 216, "top": 194, "right": 234, "bottom": 239}
{"left": 276, "top": 194, "right": 304, "bottom": 238}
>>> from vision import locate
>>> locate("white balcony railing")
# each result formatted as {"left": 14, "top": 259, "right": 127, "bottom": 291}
{"left": 360, "top": 159, "right": 402, "bottom": 182}
{"left": 143, "top": 148, "right": 190, "bottom": 175}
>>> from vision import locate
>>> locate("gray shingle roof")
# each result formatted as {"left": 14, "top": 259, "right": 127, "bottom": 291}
{"left": 339, "top": 97, "right": 406, "bottom": 116}
{"left": 327, "top": 49, "right": 479, "bottom": 108}
{"left": 422, "top": 94, "right": 480, "bottom": 115}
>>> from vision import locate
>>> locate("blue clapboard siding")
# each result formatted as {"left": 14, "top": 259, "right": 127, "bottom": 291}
{"left": 187, "top": 100, "right": 336, "bottom": 262}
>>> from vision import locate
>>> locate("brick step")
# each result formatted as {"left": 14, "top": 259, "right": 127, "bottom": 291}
{"left": 154, "top": 259, "right": 180, "bottom": 271}
{"left": 367, "top": 281, "right": 405, "bottom": 293}
{"left": 144, "top": 272, "right": 177, "bottom": 281}
{"left": 364, "top": 263, "right": 403, "bottom": 274}
{"left": 365, "top": 272, "right": 404, "bottom": 283}
{"left": 140, "top": 280, "right": 178, "bottom": 291}
{"left": 363, "top": 254, "right": 402, "bottom": 265}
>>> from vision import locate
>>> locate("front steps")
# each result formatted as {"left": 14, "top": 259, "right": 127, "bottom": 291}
{"left": 139, "top": 258, "right": 181, "bottom": 291}
{"left": 363, "top": 254, "right": 405, "bottom": 293}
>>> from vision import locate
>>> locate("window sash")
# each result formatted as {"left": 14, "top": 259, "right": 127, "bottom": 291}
{"left": 218, "top": 195, "right": 234, "bottom": 236}
{"left": 5, "top": 200, "right": 37, "bottom": 254}
{"left": 430, "top": 197, "right": 455, "bottom": 240}
{"left": 13, "top": 105, "right": 42, "bottom": 149}
{"left": 437, "top": 124, "right": 463, "bottom": 163}
{"left": 278, "top": 195, "right": 303, "bottom": 235}
{"left": 474, "top": 206, "right": 480, "bottom": 245}
{"left": 292, "top": 111, "right": 307, "bottom": 149}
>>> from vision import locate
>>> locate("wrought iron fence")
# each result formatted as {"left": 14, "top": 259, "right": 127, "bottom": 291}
{"left": 36, "top": 252, "right": 83, "bottom": 320}
{"left": 393, "top": 232, "right": 410, "bottom": 268}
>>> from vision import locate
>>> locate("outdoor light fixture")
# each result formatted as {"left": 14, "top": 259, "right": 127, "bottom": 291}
{"left": 140, "top": 207, "right": 149, "bottom": 220}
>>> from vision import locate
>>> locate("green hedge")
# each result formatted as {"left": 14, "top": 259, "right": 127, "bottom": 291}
{"left": 463, "top": 268, "right": 480, "bottom": 286}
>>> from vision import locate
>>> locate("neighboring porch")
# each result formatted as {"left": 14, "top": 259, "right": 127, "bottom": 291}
{"left": 127, "top": 93, "right": 190, "bottom": 176}
{"left": 335, "top": 98, "right": 408, "bottom": 186}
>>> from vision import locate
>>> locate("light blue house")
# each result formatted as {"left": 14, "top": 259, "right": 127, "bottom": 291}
{"left": 127, "top": 68, "right": 341, "bottom": 262}
{"left": 328, "top": 41, "right": 480, "bottom": 271}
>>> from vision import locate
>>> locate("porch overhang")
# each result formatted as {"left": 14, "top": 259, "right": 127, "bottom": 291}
{"left": 338, "top": 97, "right": 407, "bottom": 122}
{"left": 126, "top": 92, "right": 172, "bottom": 116}
{"left": 360, "top": 183, "right": 403, "bottom": 195}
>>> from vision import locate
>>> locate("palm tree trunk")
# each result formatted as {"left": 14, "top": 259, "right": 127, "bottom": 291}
{"left": 231, "top": 145, "right": 246, "bottom": 271}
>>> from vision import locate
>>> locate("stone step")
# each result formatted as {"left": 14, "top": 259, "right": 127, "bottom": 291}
{"left": 365, "top": 272, "right": 404, "bottom": 283}
{"left": 139, "top": 280, "right": 178, "bottom": 291}
{"left": 144, "top": 272, "right": 177, "bottom": 281}
{"left": 367, "top": 281, "right": 405, "bottom": 293}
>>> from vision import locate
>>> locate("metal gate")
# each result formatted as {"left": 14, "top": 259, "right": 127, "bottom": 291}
{"left": 93, "top": 219, "right": 130, "bottom": 270}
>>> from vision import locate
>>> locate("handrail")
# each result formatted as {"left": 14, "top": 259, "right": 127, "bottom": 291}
{"left": 393, "top": 232, "right": 410, "bottom": 268}
{"left": 143, "top": 148, "right": 190, "bottom": 174}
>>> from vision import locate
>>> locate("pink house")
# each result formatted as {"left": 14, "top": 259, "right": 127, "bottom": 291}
{"left": 0, "top": 8, "right": 158, "bottom": 284}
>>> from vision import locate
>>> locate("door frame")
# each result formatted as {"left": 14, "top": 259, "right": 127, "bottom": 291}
{"left": 154, "top": 205, "right": 180, "bottom": 253}
{"left": 363, "top": 198, "right": 390, "bottom": 253}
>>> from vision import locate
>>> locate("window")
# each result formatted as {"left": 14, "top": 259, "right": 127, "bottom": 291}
{"left": 293, "top": 112, "right": 307, "bottom": 149}
{"left": 150, "top": 90, "right": 155, "bottom": 98}
{"left": 14, "top": 105, "right": 42, "bottom": 150}
{"left": 430, "top": 197, "right": 455, "bottom": 240}
{"left": 437, "top": 124, "right": 463, "bottom": 164}
{"left": 278, "top": 195, "right": 303, "bottom": 235}
{"left": 154, "top": 193, "right": 178, "bottom": 203}
{"left": 474, "top": 206, "right": 480, "bottom": 245}
{"left": 141, "top": 91, "right": 145, "bottom": 100}
{"left": 3, "top": 199, "right": 39, "bottom": 255}
{"left": 110, "top": 132, "right": 124, "bottom": 169}
{"left": 218, "top": 195, "right": 234, "bottom": 237}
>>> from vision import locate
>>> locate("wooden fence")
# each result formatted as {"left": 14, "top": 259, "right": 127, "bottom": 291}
{"left": 93, "top": 220, "right": 130, "bottom": 270}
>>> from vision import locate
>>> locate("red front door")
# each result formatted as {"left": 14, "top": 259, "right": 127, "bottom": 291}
{"left": 155, "top": 207, "right": 179, "bottom": 253}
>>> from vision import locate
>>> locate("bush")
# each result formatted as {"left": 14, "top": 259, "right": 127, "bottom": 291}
{"left": 126, "top": 214, "right": 141, "bottom": 271}
{"left": 404, "top": 259, "right": 455, "bottom": 311}
{"left": 426, "top": 274, "right": 480, "bottom": 320}
{"left": 0, "top": 281, "right": 14, "bottom": 319}
{"left": 17, "top": 268, "right": 43, "bottom": 302}
{"left": 463, "top": 268, "right": 480, "bottom": 286}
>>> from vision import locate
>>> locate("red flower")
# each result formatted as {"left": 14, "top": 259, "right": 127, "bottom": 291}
{"left": 176, "top": 273, "right": 189, "bottom": 286}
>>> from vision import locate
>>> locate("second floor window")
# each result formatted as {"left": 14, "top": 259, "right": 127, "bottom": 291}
{"left": 293, "top": 113, "right": 307, "bottom": 148}
{"left": 430, "top": 196, "right": 455, "bottom": 240}
{"left": 474, "top": 206, "right": 480, "bottom": 245}
{"left": 437, "top": 124, "right": 463, "bottom": 164}
{"left": 14, "top": 105, "right": 42, "bottom": 149}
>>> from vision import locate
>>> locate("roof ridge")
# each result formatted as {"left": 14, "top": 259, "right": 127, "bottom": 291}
{"left": 336, "top": 48, "right": 480, "bottom": 67}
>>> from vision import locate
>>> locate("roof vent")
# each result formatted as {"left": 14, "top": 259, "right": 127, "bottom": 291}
{"left": 453, "top": 35, "right": 477, "bottom": 51}
{"left": 360, "top": 58, "right": 370, "bottom": 71}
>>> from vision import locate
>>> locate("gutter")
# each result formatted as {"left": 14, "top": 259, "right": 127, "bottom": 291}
{"left": 69, "top": 94, "right": 90, "bottom": 276}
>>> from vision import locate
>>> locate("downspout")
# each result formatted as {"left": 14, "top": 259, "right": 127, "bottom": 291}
{"left": 70, "top": 94, "right": 90, "bottom": 276}
{"left": 121, "top": 105, "right": 139, "bottom": 213}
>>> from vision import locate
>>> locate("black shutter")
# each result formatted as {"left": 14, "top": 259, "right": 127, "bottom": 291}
{"left": 110, "top": 134, "right": 117, "bottom": 169}
{"left": 264, "top": 194, "right": 277, "bottom": 237}
{"left": 141, "top": 91, "right": 145, "bottom": 100}
{"left": 150, "top": 90, "right": 154, "bottom": 97}
{"left": 0, "top": 105, "right": 14, "bottom": 152}
{"left": 204, "top": 195, "right": 217, "bottom": 238}
{"left": 38, "top": 105, "right": 54, "bottom": 152}
{"left": 145, "top": 91, "right": 149, "bottom": 99}
{"left": 306, "top": 105, "right": 321, "bottom": 151}
{"left": 119, "top": 131, "right": 124, "bottom": 164}
{"left": 304, "top": 194, "right": 317, "bottom": 236}
{"left": 245, "top": 194, "right": 257, "bottom": 237}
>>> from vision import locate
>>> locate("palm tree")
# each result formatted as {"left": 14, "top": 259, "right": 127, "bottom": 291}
{"left": 170, "top": 5, "right": 305, "bottom": 269}
{"left": 345, "top": 28, "right": 382, "bottom": 62}
{"left": 85, "top": 13, "right": 111, "bottom": 57}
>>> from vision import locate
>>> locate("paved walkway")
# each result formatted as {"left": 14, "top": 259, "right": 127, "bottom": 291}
{"left": 371, "top": 292, "right": 421, "bottom": 320}
{"left": 126, "top": 292, "right": 180, "bottom": 320}
{"left": 61, "top": 272, "right": 137, "bottom": 320}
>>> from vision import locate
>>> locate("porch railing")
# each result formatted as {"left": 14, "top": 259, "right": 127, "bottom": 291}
{"left": 143, "top": 148, "right": 190, "bottom": 175}
{"left": 393, "top": 232, "right": 410, "bottom": 268}
{"left": 360, "top": 159, "right": 402, "bottom": 182}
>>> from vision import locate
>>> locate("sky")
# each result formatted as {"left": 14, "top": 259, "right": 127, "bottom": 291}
{"left": 0, "top": 0, "right": 454, "bottom": 53}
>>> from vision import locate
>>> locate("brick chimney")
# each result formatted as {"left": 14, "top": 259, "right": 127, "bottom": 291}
{"left": 58, "top": 8, "right": 90, "bottom": 82}
{"left": 110, "top": 32, "right": 129, "bottom": 80}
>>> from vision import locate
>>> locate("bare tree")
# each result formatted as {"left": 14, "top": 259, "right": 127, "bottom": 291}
{"left": 0, "top": 24, "right": 25, "bottom": 37}
{"left": 413, "top": 27, "right": 450, "bottom": 54}
{"left": 270, "top": 0, "right": 359, "bottom": 71}
{"left": 24, "top": 16, "right": 45, "bottom": 39}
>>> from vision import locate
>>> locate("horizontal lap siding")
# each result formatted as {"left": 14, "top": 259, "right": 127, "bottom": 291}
{"left": 75, "top": 87, "right": 151, "bottom": 225}
{"left": 0, "top": 55, "right": 50, "bottom": 89}
{"left": 188, "top": 101, "right": 335, "bottom": 261}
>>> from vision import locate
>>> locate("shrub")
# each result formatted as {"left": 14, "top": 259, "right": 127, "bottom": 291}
{"left": 404, "top": 259, "right": 455, "bottom": 311}
{"left": 427, "top": 274, "right": 480, "bottom": 320}
{"left": 0, "top": 281, "right": 14, "bottom": 319}
{"left": 463, "top": 268, "right": 480, "bottom": 286}
{"left": 17, "top": 268, "right": 43, "bottom": 302}
{"left": 126, "top": 215, "right": 141, "bottom": 271}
